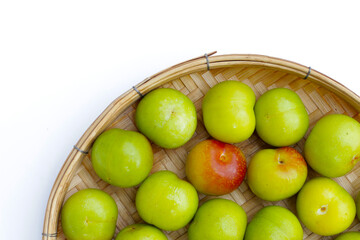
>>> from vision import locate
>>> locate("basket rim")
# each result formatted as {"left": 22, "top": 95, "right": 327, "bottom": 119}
{"left": 42, "top": 53, "right": 360, "bottom": 239}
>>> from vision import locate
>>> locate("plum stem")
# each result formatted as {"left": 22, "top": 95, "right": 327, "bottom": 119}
{"left": 317, "top": 205, "right": 328, "bottom": 215}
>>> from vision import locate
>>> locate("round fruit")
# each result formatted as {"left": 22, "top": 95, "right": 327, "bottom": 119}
{"left": 202, "top": 80, "right": 256, "bottom": 143}
{"left": 115, "top": 224, "right": 167, "bottom": 240}
{"left": 247, "top": 147, "right": 307, "bottom": 201}
{"left": 135, "top": 88, "right": 197, "bottom": 149}
{"left": 254, "top": 88, "right": 309, "bottom": 146}
{"left": 188, "top": 198, "right": 247, "bottom": 240}
{"left": 335, "top": 232, "right": 360, "bottom": 240}
{"left": 135, "top": 170, "right": 198, "bottom": 231}
{"left": 91, "top": 128, "right": 153, "bottom": 187}
{"left": 185, "top": 139, "right": 247, "bottom": 196}
{"left": 304, "top": 114, "right": 360, "bottom": 178}
{"left": 61, "top": 189, "right": 118, "bottom": 240}
{"left": 296, "top": 177, "right": 356, "bottom": 236}
{"left": 244, "top": 205, "right": 303, "bottom": 240}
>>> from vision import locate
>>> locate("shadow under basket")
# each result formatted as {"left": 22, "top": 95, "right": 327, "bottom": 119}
{"left": 43, "top": 53, "right": 360, "bottom": 240}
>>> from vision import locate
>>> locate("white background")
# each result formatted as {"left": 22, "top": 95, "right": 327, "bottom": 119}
{"left": 1, "top": 0, "right": 360, "bottom": 239}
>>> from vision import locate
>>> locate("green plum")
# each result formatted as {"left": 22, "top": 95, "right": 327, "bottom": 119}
{"left": 244, "top": 206, "right": 303, "bottom": 240}
{"left": 296, "top": 177, "right": 356, "bottom": 236}
{"left": 254, "top": 88, "right": 309, "bottom": 147}
{"left": 335, "top": 232, "right": 360, "bottom": 240}
{"left": 202, "top": 80, "right": 256, "bottom": 143}
{"left": 304, "top": 114, "right": 360, "bottom": 178}
{"left": 61, "top": 189, "right": 118, "bottom": 240}
{"left": 135, "top": 88, "right": 197, "bottom": 149}
{"left": 115, "top": 224, "right": 167, "bottom": 240}
{"left": 135, "top": 170, "right": 198, "bottom": 231}
{"left": 188, "top": 198, "right": 247, "bottom": 240}
{"left": 91, "top": 128, "right": 153, "bottom": 187}
{"left": 247, "top": 147, "right": 307, "bottom": 201}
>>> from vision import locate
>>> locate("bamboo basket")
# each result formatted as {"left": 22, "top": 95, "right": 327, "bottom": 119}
{"left": 43, "top": 53, "right": 360, "bottom": 240}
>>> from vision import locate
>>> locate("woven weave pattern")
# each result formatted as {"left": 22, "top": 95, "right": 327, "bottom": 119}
{"left": 57, "top": 66, "right": 360, "bottom": 240}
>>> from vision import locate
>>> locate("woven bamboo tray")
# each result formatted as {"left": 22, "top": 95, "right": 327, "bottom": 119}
{"left": 43, "top": 53, "right": 360, "bottom": 240}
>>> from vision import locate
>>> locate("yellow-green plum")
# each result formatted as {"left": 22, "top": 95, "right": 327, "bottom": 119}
{"left": 135, "top": 88, "right": 197, "bottom": 149}
{"left": 247, "top": 147, "right": 307, "bottom": 201}
{"left": 91, "top": 128, "right": 153, "bottom": 187}
{"left": 115, "top": 224, "right": 167, "bottom": 240}
{"left": 202, "top": 81, "right": 256, "bottom": 143}
{"left": 188, "top": 198, "right": 247, "bottom": 240}
{"left": 135, "top": 171, "right": 198, "bottom": 231}
{"left": 61, "top": 189, "right": 118, "bottom": 240}
{"left": 296, "top": 177, "right": 356, "bottom": 236}
{"left": 254, "top": 88, "right": 309, "bottom": 146}
{"left": 335, "top": 232, "right": 360, "bottom": 240}
{"left": 304, "top": 114, "right": 360, "bottom": 178}
{"left": 244, "top": 206, "right": 303, "bottom": 240}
